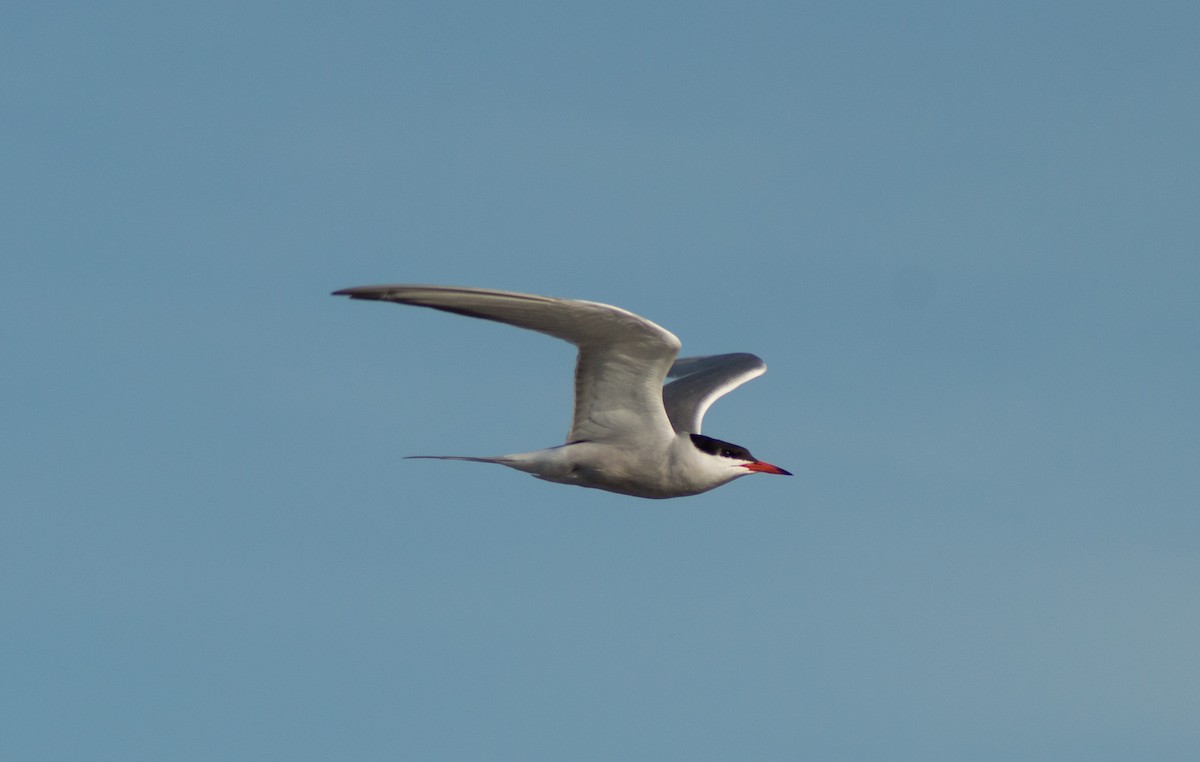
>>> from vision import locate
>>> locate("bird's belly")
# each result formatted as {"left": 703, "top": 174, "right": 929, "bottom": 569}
{"left": 537, "top": 449, "right": 703, "bottom": 499}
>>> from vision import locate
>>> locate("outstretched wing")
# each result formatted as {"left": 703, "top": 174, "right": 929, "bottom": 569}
{"left": 661, "top": 353, "right": 766, "bottom": 434}
{"left": 333, "top": 285, "right": 683, "bottom": 445}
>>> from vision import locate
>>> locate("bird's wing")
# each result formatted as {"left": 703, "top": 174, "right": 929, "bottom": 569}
{"left": 333, "top": 285, "right": 682, "bottom": 445}
{"left": 661, "top": 353, "right": 766, "bottom": 434}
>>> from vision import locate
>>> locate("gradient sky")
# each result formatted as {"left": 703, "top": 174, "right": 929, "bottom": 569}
{"left": 4, "top": 2, "right": 1198, "bottom": 759}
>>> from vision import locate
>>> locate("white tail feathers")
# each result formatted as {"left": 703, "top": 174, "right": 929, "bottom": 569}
{"left": 403, "top": 455, "right": 508, "bottom": 465}
{"left": 403, "top": 452, "right": 549, "bottom": 477}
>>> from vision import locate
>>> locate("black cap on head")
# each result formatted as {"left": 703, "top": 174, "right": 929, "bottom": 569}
{"left": 689, "top": 433, "right": 754, "bottom": 461}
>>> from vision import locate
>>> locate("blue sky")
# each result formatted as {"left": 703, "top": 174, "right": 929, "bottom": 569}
{"left": 3, "top": 1, "right": 1198, "bottom": 759}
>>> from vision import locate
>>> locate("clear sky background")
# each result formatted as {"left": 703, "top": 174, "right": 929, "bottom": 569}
{"left": 4, "top": 2, "right": 1198, "bottom": 759}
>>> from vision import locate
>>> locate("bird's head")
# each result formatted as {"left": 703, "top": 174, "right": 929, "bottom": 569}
{"left": 688, "top": 433, "right": 791, "bottom": 477}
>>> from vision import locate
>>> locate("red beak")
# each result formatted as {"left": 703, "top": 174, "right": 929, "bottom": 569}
{"left": 743, "top": 460, "right": 792, "bottom": 476}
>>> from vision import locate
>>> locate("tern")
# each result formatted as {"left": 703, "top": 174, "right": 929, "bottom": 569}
{"left": 333, "top": 285, "right": 791, "bottom": 499}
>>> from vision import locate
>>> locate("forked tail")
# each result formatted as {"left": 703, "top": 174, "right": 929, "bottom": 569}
{"left": 404, "top": 454, "right": 547, "bottom": 477}
{"left": 404, "top": 455, "right": 509, "bottom": 465}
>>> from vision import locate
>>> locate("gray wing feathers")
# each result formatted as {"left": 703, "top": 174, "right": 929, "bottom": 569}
{"left": 662, "top": 353, "right": 766, "bottom": 434}
{"left": 333, "top": 285, "right": 682, "bottom": 444}
{"left": 335, "top": 285, "right": 601, "bottom": 343}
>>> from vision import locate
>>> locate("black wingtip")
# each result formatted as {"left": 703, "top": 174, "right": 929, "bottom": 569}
{"left": 332, "top": 286, "right": 385, "bottom": 300}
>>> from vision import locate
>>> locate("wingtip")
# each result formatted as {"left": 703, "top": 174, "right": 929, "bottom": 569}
{"left": 332, "top": 286, "right": 388, "bottom": 300}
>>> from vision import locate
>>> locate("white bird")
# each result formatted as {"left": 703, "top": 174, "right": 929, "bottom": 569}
{"left": 333, "top": 285, "right": 791, "bottom": 499}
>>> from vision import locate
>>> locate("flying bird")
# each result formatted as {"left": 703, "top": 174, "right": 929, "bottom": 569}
{"left": 333, "top": 285, "right": 791, "bottom": 498}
